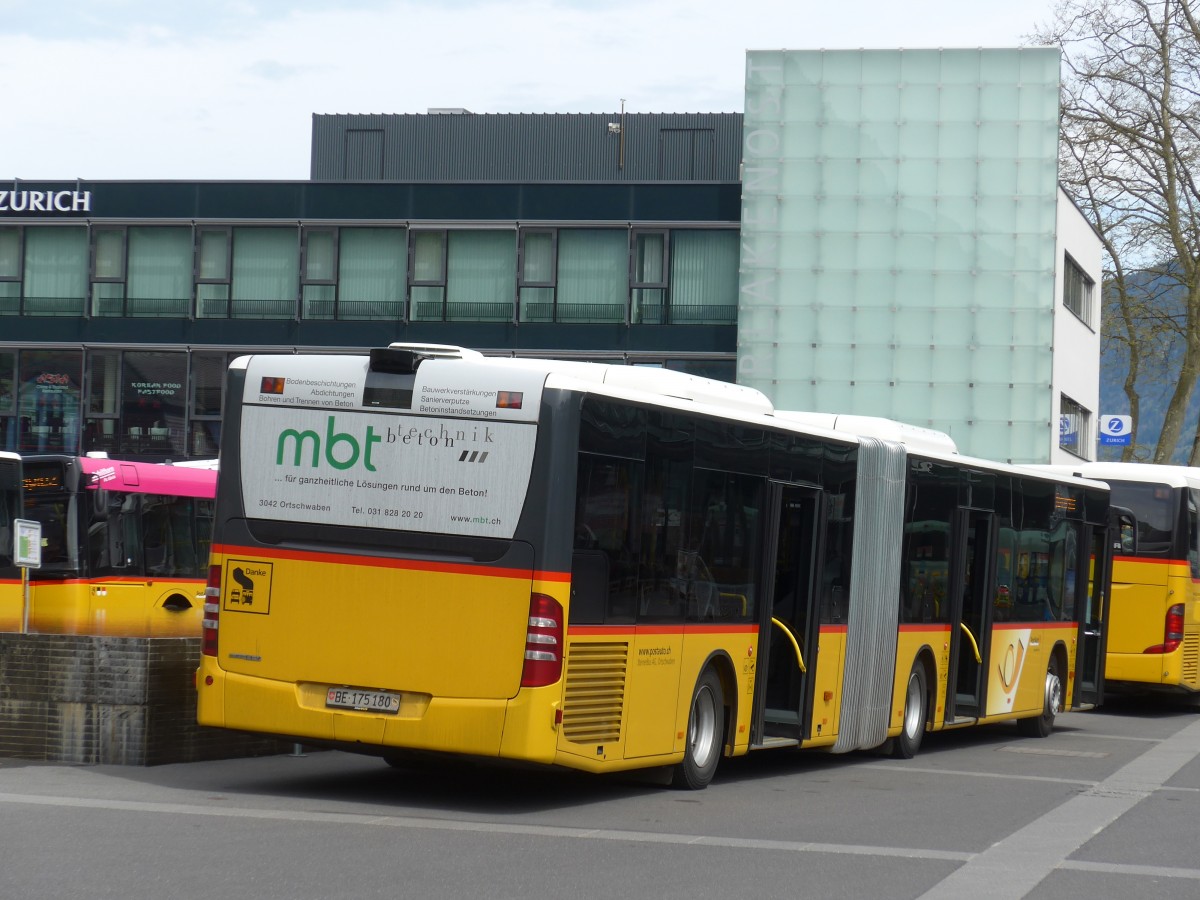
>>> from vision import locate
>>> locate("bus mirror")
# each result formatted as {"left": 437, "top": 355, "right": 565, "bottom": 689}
{"left": 92, "top": 489, "right": 109, "bottom": 521}
{"left": 1112, "top": 507, "right": 1137, "bottom": 554}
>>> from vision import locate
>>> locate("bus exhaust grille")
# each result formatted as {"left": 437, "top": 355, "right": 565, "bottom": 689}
{"left": 1183, "top": 632, "right": 1199, "bottom": 685}
{"left": 562, "top": 641, "right": 628, "bottom": 745}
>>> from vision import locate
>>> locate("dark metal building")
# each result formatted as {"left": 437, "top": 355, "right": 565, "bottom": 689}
{"left": 311, "top": 111, "right": 745, "bottom": 182}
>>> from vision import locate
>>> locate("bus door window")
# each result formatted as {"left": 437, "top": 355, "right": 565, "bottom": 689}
{"left": 765, "top": 485, "right": 820, "bottom": 718}
{"left": 944, "top": 507, "right": 996, "bottom": 719}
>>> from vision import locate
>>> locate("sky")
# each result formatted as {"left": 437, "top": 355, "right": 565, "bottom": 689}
{"left": 2, "top": 0, "right": 1064, "bottom": 181}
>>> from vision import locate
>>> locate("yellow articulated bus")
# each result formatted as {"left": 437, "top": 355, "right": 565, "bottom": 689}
{"left": 197, "top": 344, "right": 1115, "bottom": 788}
{"left": 0, "top": 451, "right": 22, "bottom": 597}
{"left": 1036, "top": 463, "right": 1199, "bottom": 702}
{"left": 0, "top": 454, "right": 217, "bottom": 636}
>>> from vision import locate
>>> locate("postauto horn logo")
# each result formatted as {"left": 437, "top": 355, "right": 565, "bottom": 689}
{"left": 276, "top": 416, "right": 380, "bottom": 471}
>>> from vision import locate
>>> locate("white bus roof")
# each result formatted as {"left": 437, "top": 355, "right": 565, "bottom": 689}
{"left": 1032, "top": 462, "right": 1200, "bottom": 491}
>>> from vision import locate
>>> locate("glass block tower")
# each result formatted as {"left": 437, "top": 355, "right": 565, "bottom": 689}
{"left": 738, "top": 48, "right": 1097, "bottom": 464}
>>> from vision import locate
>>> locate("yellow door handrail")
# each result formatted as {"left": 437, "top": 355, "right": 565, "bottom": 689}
{"left": 960, "top": 622, "right": 982, "bottom": 664}
{"left": 771, "top": 616, "right": 807, "bottom": 673}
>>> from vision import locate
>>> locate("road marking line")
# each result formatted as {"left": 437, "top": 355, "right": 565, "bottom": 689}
{"left": 863, "top": 763, "right": 1097, "bottom": 786}
{"left": 917, "top": 716, "right": 1200, "bottom": 899}
{"left": 0, "top": 790, "right": 971, "bottom": 861}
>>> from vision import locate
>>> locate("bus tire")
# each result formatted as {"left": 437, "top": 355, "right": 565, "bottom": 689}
{"left": 1018, "top": 655, "right": 1062, "bottom": 738}
{"left": 671, "top": 667, "right": 724, "bottom": 790}
{"left": 892, "top": 661, "right": 928, "bottom": 759}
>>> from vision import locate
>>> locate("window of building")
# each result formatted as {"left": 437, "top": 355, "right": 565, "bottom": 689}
{"left": 409, "top": 230, "right": 447, "bottom": 320}
{"left": 1059, "top": 394, "right": 1092, "bottom": 458}
{"left": 635, "top": 229, "right": 740, "bottom": 325}
{"left": 196, "top": 227, "right": 232, "bottom": 318}
{"left": 337, "top": 227, "right": 406, "bottom": 320}
{"left": 518, "top": 229, "right": 555, "bottom": 321}
{"left": 196, "top": 227, "right": 298, "bottom": 319}
{"left": 301, "top": 227, "right": 337, "bottom": 318}
{"left": 0, "top": 227, "right": 22, "bottom": 316}
{"left": 22, "top": 227, "right": 88, "bottom": 316}
{"left": 91, "top": 226, "right": 192, "bottom": 317}
{"left": 518, "top": 228, "right": 628, "bottom": 323}
{"left": 1064, "top": 254, "right": 1094, "bottom": 327}
{"left": 556, "top": 229, "right": 627, "bottom": 323}
{"left": 411, "top": 229, "right": 515, "bottom": 322}
{"left": 670, "top": 230, "right": 739, "bottom": 324}
{"left": 631, "top": 230, "right": 668, "bottom": 323}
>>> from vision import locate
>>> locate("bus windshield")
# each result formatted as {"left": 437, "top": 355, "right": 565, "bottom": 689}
{"left": 1107, "top": 481, "right": 1176, "bottom": 554}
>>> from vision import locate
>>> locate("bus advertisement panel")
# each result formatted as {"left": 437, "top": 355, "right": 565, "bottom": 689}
{"left": 198, "top": 345, "right": 1114, "bottom": 788}
{"left": 0, "top": 454, "right": 217, "bottom": 636}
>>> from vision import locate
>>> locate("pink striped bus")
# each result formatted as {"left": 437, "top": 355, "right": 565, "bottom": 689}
{"left": 0, "top": 454, "right": 216, "bottom": 636}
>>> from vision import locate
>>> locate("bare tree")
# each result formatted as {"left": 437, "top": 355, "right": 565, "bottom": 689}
{"left": 1035, "top": 0, "right": 1200, "bottom": 463}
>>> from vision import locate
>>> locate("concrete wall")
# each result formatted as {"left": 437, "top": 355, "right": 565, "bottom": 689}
{"left": 0, "top": 634, "right": 287, "bottom": 765}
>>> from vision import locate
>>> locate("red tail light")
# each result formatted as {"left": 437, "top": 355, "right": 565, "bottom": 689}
{"left": 520, "top": 593, "right": 563, "bottom": 688}
{"left": 1144, "top": 603, "right": 1184, "bottom": 654}
{"left": 202, "top": 564, "right": 221, "bottom": 657}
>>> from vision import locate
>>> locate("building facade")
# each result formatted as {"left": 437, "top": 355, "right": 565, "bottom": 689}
{"left": 738, "top": 48, "right": 1101, "bottom": 463}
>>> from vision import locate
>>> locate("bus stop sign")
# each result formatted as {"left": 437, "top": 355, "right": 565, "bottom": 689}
{"left": 14, "top": 518, "right": 42, "bottom": 568}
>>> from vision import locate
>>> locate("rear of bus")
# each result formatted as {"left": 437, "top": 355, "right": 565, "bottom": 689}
{"left": 196, "top": 347, "right": 572, "bottom": 763}
{"left": 1038, "top": 463, "right": 1200, "bottom": 699}
{"left": 1105, "top": 472, "right": 1200, "bottom": 697}
{"left": 18, "top": 455, "right": 215, "bottom": 636}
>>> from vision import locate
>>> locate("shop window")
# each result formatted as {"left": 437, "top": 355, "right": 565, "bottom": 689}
{"left": 17, "top": 349, "right": 82, "bottom": 453}
{"left": 83, "top": 350, "right": 121, "bottom": 454}
{"left": 121, "top": 351, "right": 187, "bottom": 457}
{"left": 189, "top": 352, "right": 230, "bottom": 457}
{"left": 0, "top": 350, "right": 15, "bottom": 451}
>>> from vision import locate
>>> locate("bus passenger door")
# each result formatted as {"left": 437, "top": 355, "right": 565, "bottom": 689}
{"left": 946, "top": 509, "right": 996, "bottom": 722}
{"left": 756, "top": 484, "right": 821, "bottom": 744}
{"left": 1075, "top": 515, "right": 1120, "bottom": 708}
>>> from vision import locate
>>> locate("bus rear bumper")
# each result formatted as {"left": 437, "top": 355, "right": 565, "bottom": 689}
{"left": 197, "top": 661, "right": 516, "bottom": 758}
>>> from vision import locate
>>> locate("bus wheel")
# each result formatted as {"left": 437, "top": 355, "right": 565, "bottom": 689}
{"left": 1018, "top": 656, "right": 1063, "bottom": 738}
{"left": 892, "top": 662, "right": 928, "bottom": 759}
{"left": 672, "top": 667, "right": 724, "bottom": 790}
